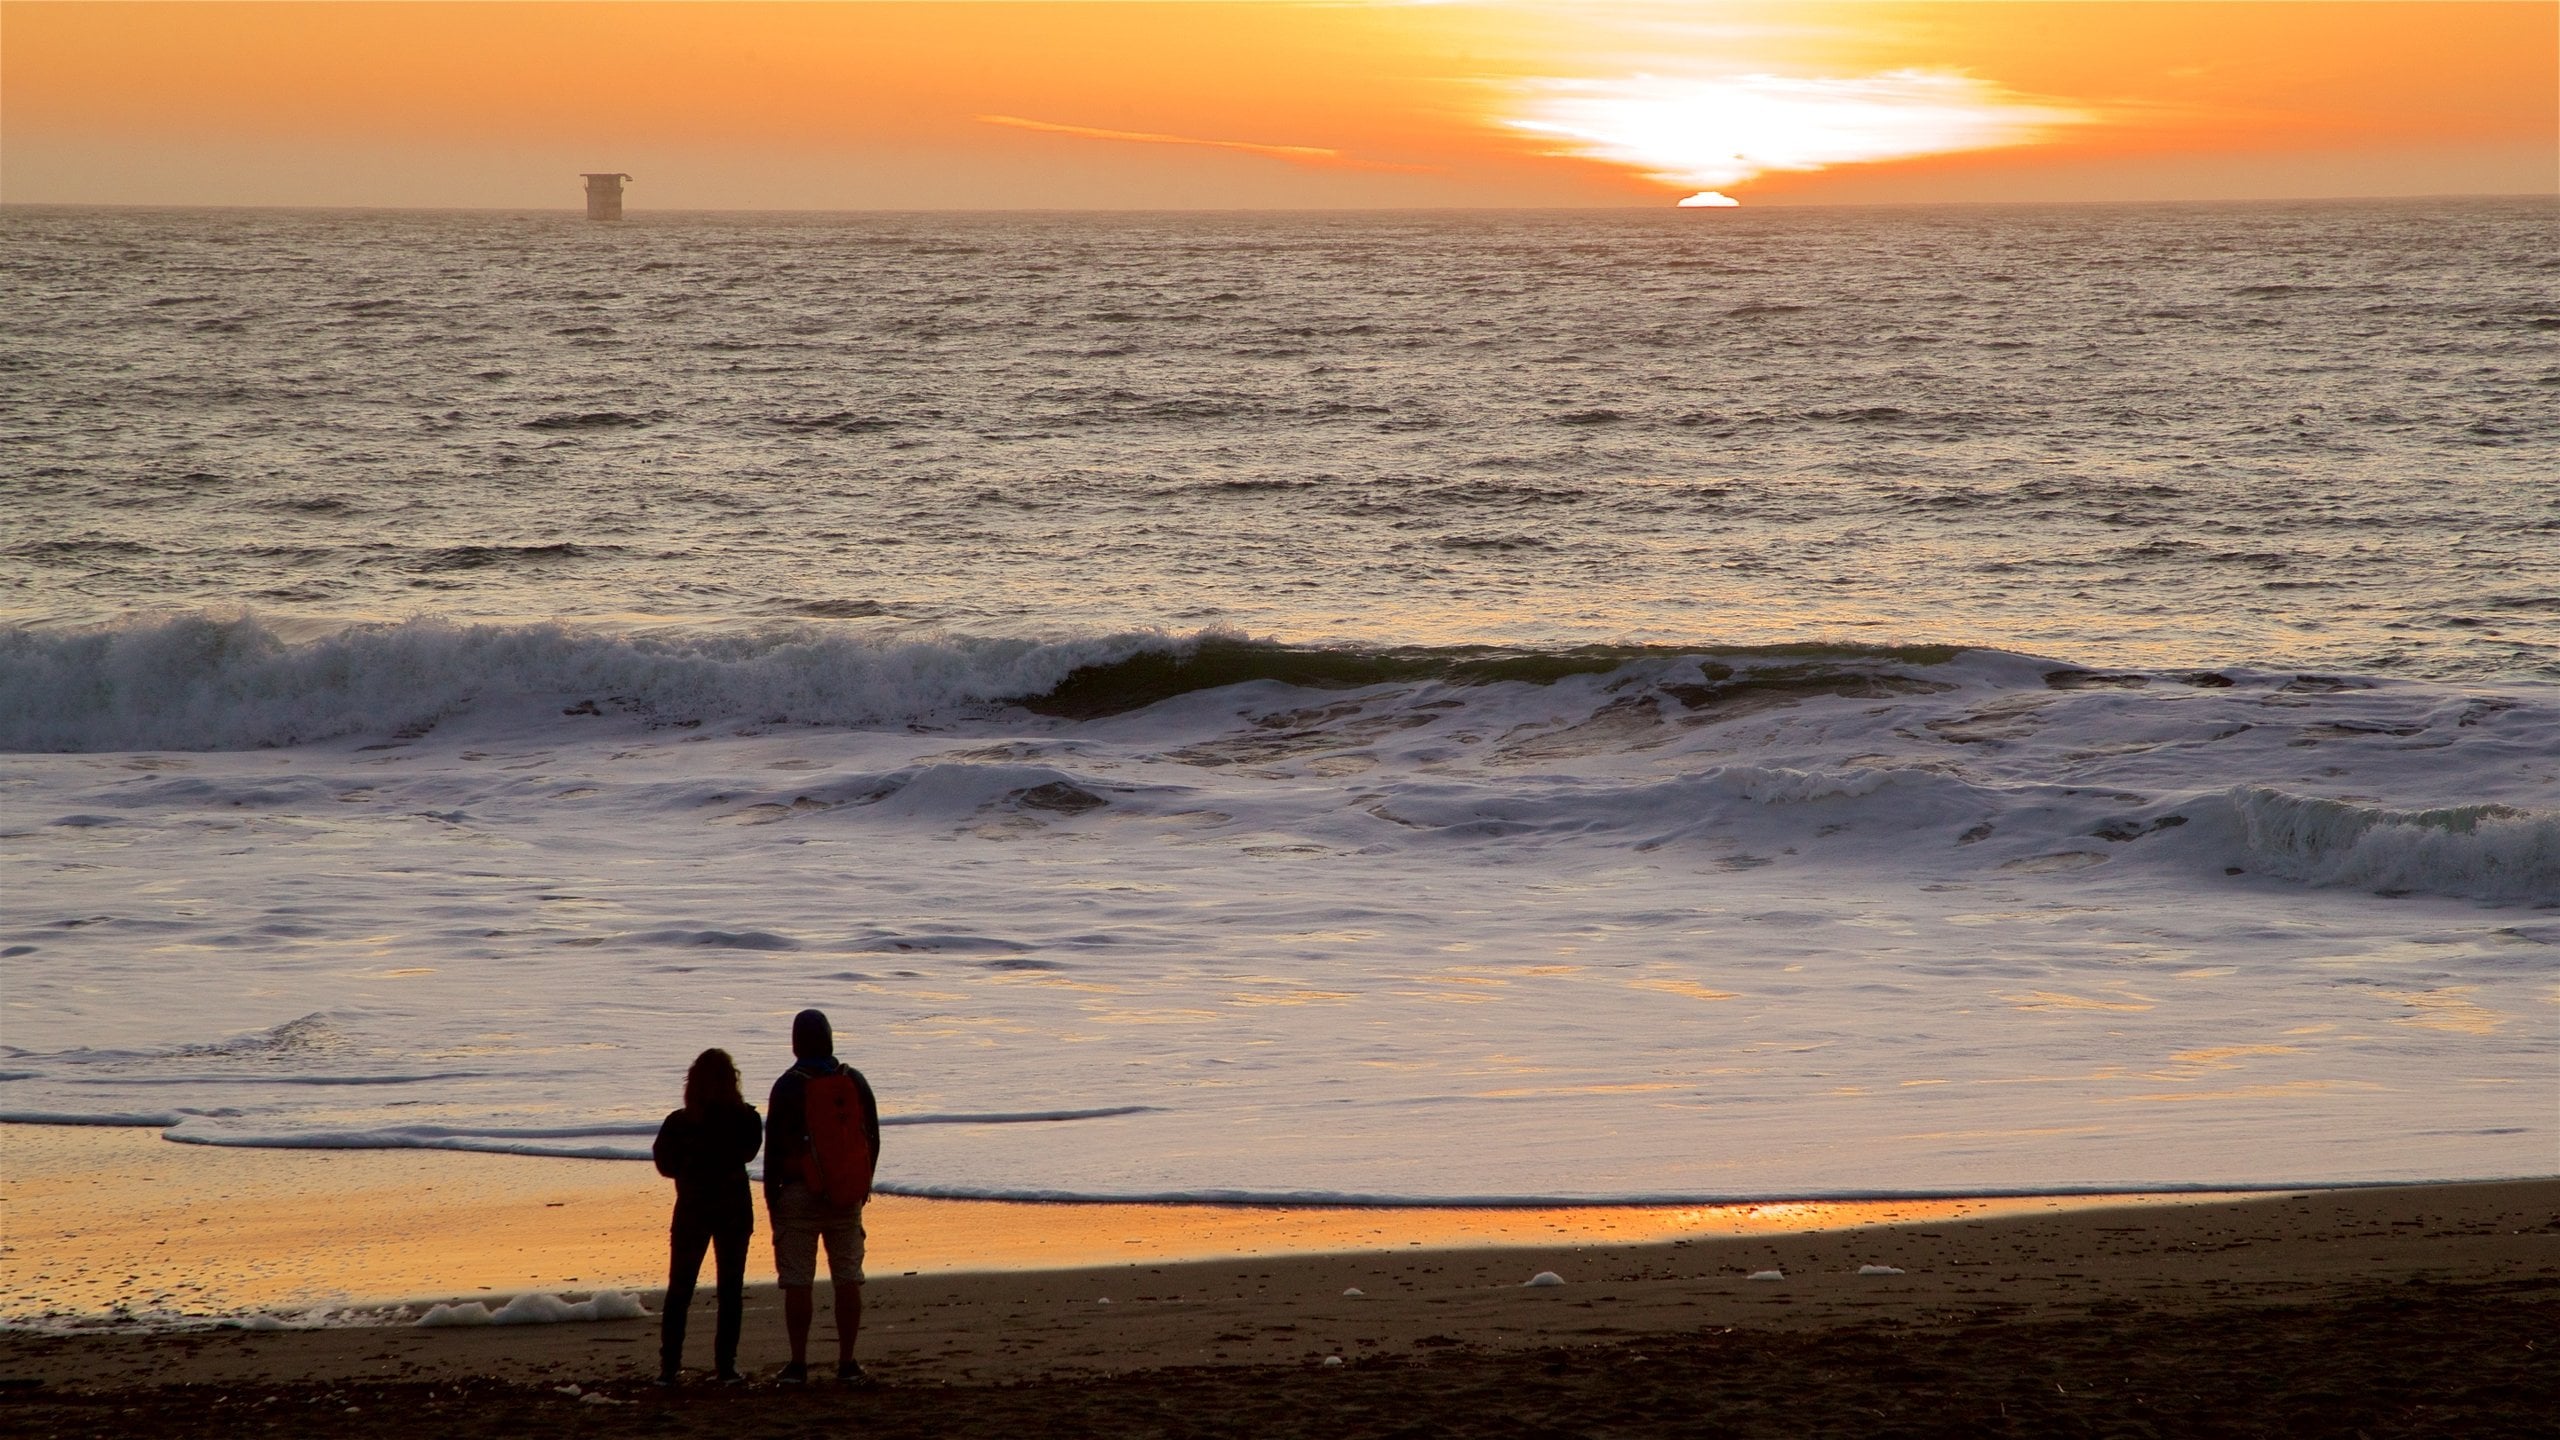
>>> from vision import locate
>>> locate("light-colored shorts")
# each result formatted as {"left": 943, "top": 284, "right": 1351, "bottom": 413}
{"left": 767, "top": 1181, "right": 866, "bottom": 1289}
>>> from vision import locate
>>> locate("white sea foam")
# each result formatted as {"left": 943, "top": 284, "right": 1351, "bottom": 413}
{"left": 2, "top": 628, "right": 2552, "bottom": 1211}
{"left": 499, "top": 1292, "right": 648, "bottom": 1325}
{"left": 2224, "top": 787, "right": 2559, "bottom": 903}
{"left": 0, "top": 1110, "right": 185, "bottom": 1128}
{"left": 139, "top": 1108, "right": 1165, "bottom": 1165}
{"left": 1, "top": 1303, "right": 420, "bottom": 1336}
{"left": 415, "top": 1293, "right": 647, "bottom": 1328}
{"left": 163, "top": 1124, "right": 655, "bottom": 1162}
{"left": 0, "top": 614, "right": 1178, "bottom": 753}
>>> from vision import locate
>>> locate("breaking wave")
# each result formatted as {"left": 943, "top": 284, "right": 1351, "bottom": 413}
{"left": 2224, "top": 787, "right": 2560, "bottom": 903}
{"left": 0, "top": 613, "right": 1146, "bottom": 751}
{"left": 0, "top": 612, "right": 1962, "bottom": 752}
{"left": 2, "top": 613, "right": 2549, "bottom": 906}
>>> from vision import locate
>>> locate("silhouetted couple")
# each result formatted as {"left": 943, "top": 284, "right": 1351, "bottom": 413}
{"left": 651, "top": 1008, "right": 882, "bottom": 1387}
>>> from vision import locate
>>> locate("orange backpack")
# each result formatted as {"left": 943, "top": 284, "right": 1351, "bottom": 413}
{"left": 801, "top": 1068, "right": 876, "bottom": 1208}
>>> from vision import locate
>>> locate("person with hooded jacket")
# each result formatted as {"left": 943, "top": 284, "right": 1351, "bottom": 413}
{"left": 764, "top": 1008, "right": 881, "bottom": 1385}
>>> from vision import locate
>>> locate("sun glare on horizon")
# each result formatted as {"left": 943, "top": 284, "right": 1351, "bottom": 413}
{"left": 0, "top": 2, "right": 2548, "bottom": 208}
{"left": 1506, "top": 69, "right": 2093, "bottom": 205}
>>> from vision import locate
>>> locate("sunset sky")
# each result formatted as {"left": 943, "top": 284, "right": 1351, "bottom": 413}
{"left": 3, "top": 1, "right": 2552, "bottom": 210}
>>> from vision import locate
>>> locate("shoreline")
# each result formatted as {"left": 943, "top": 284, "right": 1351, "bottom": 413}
{"left": 6, "top": 1124, "right": 2553, "bottom": 1317}
{"left": 0, "top": 1123, "right": 2340, "bottom": 1324}
{"left": 7, "top": 1128, "right": 2554, "bottom": 1437}
{"left": 0, "top": 1167, "right": 2549, "bottom": 1409}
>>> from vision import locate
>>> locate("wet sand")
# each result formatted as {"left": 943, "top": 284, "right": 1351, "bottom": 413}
{"left": 1, "top": 1124, "right": 2221, "bottom": 1319}
{"left": 1, "top": 1125, "right": 2553, "bottom": 1435}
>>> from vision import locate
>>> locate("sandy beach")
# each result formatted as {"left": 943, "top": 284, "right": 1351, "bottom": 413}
{"left": 3, "top": 1128, "right": 2551, "bottom": 1435}
{"left": 9, "top": 8, "right": 2555, "bottom": 1434}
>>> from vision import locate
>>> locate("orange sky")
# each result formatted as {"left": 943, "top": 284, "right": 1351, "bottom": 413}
{"left": 3, "top": 2, "right": 2551, "bottom": 209}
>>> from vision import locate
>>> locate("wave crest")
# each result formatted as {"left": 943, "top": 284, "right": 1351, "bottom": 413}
{"left": 0, "top": 614, "right": 1967, "bottom": 753}
{"left": 0, "top": 613, "right": 1170, "bottom": 752}
{"left": 2225, "top": 786, "right": 2559, "bottom": 902}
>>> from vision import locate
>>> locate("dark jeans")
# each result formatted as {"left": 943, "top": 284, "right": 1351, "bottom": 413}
{"left": 660, "top": 1212, "right": 750, "bottom": 1375}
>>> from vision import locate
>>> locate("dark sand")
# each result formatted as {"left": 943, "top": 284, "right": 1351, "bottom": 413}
{"left": 9, "top": 1282, "right": 2546, "bottom": 1439}
{"left": 5, "top": 1178, "right": 2553, "bottom": 1437}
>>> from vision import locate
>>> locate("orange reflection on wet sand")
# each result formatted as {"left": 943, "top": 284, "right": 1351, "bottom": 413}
{"left": 2, "top": 1125, "right": 2246, "bottom": 1320}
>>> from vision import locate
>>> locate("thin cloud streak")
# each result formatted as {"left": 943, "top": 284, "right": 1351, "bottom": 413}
{"left": 977, "top": 114, "right": 1433, "bottom": 173}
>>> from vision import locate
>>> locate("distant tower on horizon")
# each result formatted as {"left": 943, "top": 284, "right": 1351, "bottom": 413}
{"left": 582, "top": 173, "right": 631, "bottom": 221}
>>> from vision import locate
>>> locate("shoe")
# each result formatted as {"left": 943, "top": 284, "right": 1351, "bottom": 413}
{"left": 715, "top": 1369, "right": 749, "bottom": 1386}
{"left": 836, "top": 1360, "right": 877, "bottom": 1388}
{"left": 776, "top": 1361, "right": 808, "bottom": 1386}
{"left": 655, "top": 1369, "right": 681, "bottom": 1389}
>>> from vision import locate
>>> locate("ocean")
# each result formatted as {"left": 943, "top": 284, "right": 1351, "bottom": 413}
{"left": 2, "top": 199, "right": 2554, "bottom": 1204}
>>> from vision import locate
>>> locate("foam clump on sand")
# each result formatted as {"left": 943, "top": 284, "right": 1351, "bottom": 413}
{"left": 223, "top": 1306, "right": 345, "bottom": 1332}
{"left": 416, "top": 1292, "right": 648, "bottom": 1328}
{"left": 1858, "top": 1264, "right": 1906, "bottom": 1276}
{"left": 1523, "top": 1272, "right": 1565, "bottom": 1288}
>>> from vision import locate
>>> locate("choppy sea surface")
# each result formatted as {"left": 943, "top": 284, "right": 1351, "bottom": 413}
{"left": 2, "top": 201, "right": 2555, "bottom": 1216}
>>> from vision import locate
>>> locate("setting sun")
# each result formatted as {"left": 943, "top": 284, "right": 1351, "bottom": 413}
{"left": 1507, "top": 69, "right": 2089, "bottom": 206}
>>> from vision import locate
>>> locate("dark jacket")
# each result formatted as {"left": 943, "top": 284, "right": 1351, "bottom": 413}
{"left": 652, "top": 1100, "right": 764, "bottom": 1230}
{"left": 764, "top": 1057, "right": 880, "bottom": 1199}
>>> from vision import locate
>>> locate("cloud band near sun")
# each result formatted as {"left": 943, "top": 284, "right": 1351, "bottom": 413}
{"left": 978, "top": 114, "right": 1429, "bottom": 173}
{"left": 1507, "top": 70, "right": 2091, "bottom": 205}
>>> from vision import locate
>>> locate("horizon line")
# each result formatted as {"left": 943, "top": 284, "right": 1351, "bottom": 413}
{"left": 3, "top": 191, "right": 2552, "bottom": 218}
